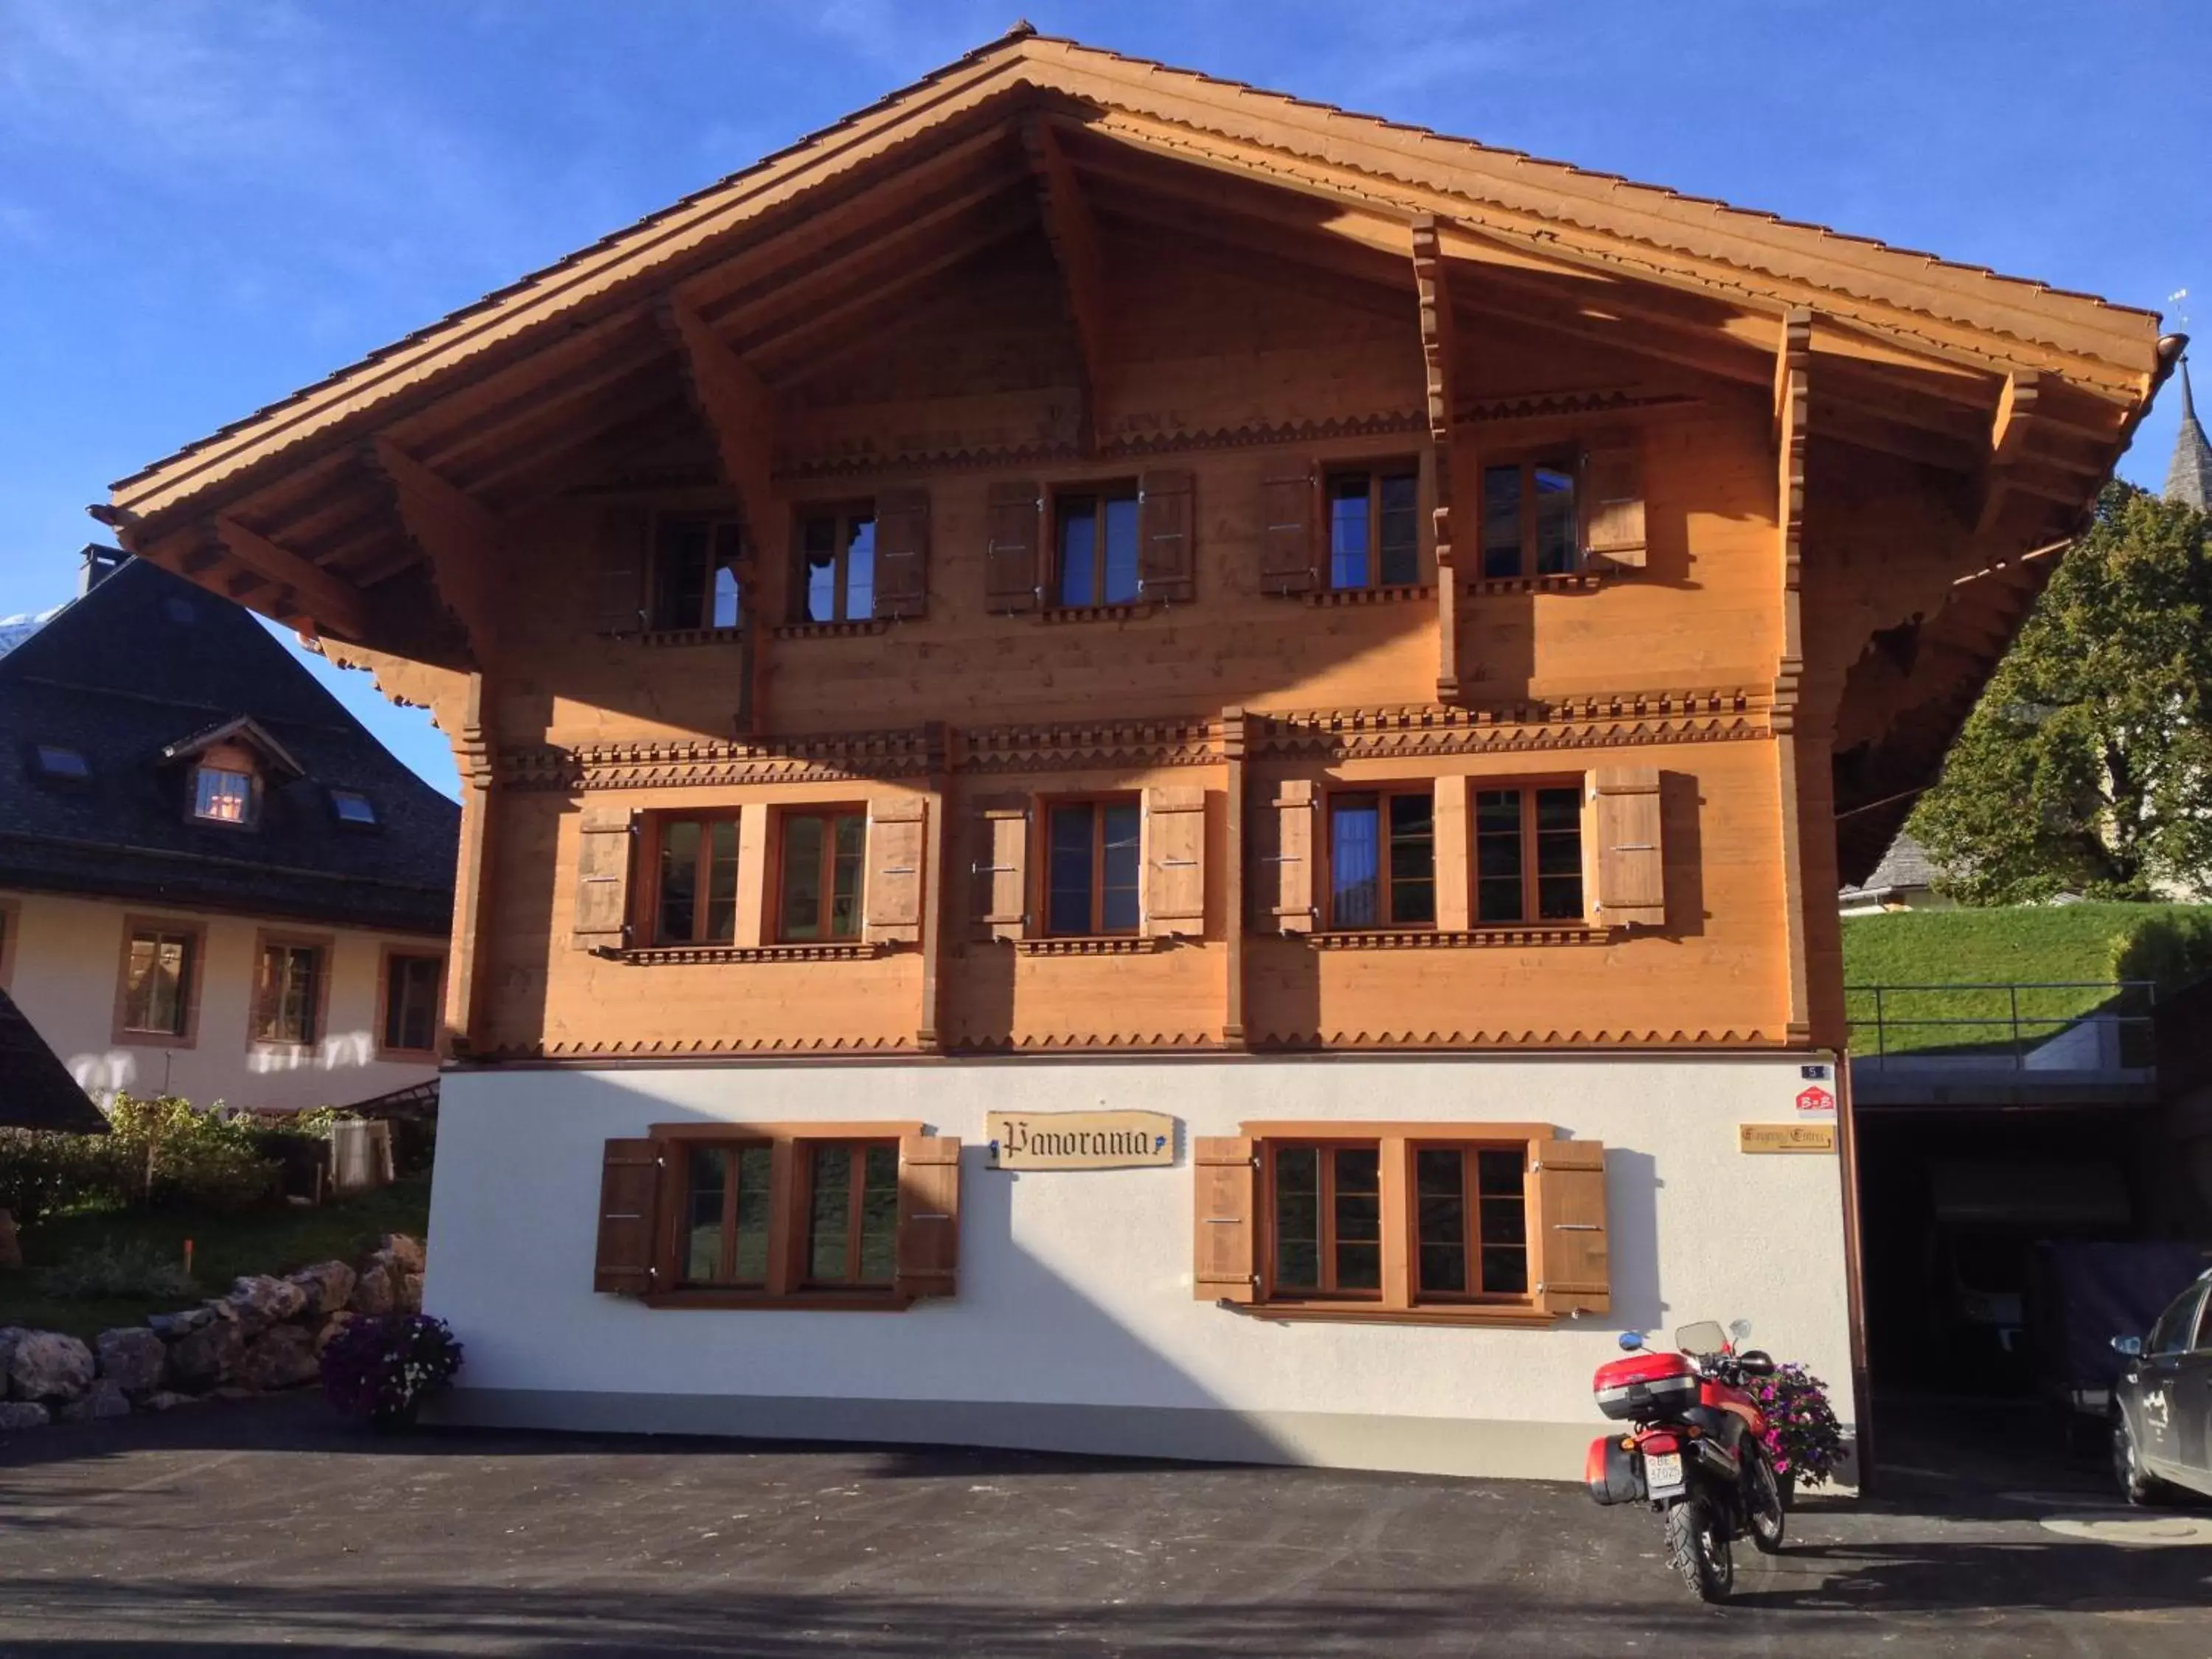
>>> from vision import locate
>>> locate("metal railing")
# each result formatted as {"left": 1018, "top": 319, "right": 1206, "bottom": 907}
{"left": 1844, "top": 981, "right": 2158, "bottom": 1071}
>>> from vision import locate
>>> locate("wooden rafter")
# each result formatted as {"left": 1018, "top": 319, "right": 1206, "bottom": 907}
{"left": 1773, "top": 308, "right": 1812, "bottom": 719}
{"left": 212, "top": 514, "right": 367, "bottom": 641}
{"left": 366, "top": 437, "right": 504, "bottom": 661}
{"left": 657, "top": 296, "right": 776, "bottom": 546}
{"left": 1023, "top": 116, "right": 1113, "bottom": 454}
{"left": 1412, "top": 214, "right": 1461, "bottom": 703}
{"left": 1974, "top": 370, "right": 2042, "bottom": 535}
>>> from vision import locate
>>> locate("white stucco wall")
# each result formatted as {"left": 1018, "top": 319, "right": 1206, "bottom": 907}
{"left": 0, "top": 889, "right": 442, "bottom": 1111}
{"left": 425, "top": 1054, "right": 1857, "bottom": 1481}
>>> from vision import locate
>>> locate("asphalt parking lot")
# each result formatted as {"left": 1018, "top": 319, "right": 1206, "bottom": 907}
{"left": 1, "top": 1396, "right": 2207, "bottom": 1658}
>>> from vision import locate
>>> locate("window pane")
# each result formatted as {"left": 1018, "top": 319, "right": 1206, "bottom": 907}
{"left": 1416, "top": 1149, "right": 1467, "bottom": 1294}
{"left": 844, "top": 516, "right": 877, "bottom": 620}
{"left": 1273, "top": 1147, "right": 1321, "bottom": 1290}
{"left": 801, "top": 515, "right": 839, "bottom": 623}
{"left": 125, "top": 933, "right": 189, "bottom": 1034}
{"left": 712, "top": 563, "right": 742, "bottom": 630}
{"left": 858, "top": 1144, "right": 900, "bottom": 1284}
{"left": 808, "top": 1144, "right": 855, "bottom": 1282}
{"left": 386, "top": 955, "right": 441, "bottom": 1051}
{"left": 259, "top": 945, "right": 318, "bottom": 1043}
{"left": 194, "top": 768, "right": 252, "bottom": 823}
{"left": 1057, "top": 497, "right": 1098, "bottom": 608}
{"left": 1378, "top": 471, "right": 1419, "bottom": 585}
{"left": 1534, "top": 465, "right": 1576, "bottom": 574}
{"left": 1333, "top": 1146, "right": 1382, "bottom": 1291}
{"left": 1534, "top": 786, "right": 1585, "bottom": 921}
{"left": 705, "top": 819, "right": 740, "bottom": 944}
{"left": 734, "top": 1147, "right": 774, "bottom": 1282}
{"left": 655, "top": 518, "right": 710, "bottom": 628}
{"left": 1482, "top": 465, "right": 1523, "bottom": 578}
{"left": 1478, "top": 1150, "right": 1528, "bottom": 1291}
{"left": 1475, "top": 788, "right": 1526, "bottom": 924}
{"left": 1327, "top": 476, "right": 1371, "bottom": 590}
{"left": 829, "top": 814, "right": 866, "bottom": 942}
{"left": 780, "top": 815, "right": 825, "bottom": 941}
{"left": 658, "top": 819, "right": 701, "bottom": 943}
{"left": 1387, "top": 793, "right": 1435, "bottom": 925}
{"left": 1100, "top": 802, "right": 1141, "bottom": 933}
{"left": 1483, "top": 1248, "right": 1529, "bottom": 1295}
{"left": 1102, "top": 494, "right": 1141, "bottom": 604}
{"left": 686, "top": 1148, "right": 729, "bottom": 1282}
{"left": 1330, "top": 796, "right": 1381, "bottom": 928}
{"left": 1048, "top": 804, "right": 1096, "bottom": 936}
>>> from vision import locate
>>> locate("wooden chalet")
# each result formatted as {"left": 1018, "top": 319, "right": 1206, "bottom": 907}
{"left": 100, "top": 30, "right": 2175, "bottom": 1477}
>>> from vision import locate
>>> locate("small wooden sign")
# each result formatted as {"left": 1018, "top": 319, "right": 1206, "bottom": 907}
{"left": 988, "top": 1110, "right": 1177, "bottom": 1170}
{"left": 1739, "top": 1122, "right": 1837, "bottom": 1155}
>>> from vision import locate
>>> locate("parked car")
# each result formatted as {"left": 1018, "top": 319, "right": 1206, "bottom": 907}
{"left": 2031, "top": 1241, "right": 2211, "bottom": 1450}
{"left": 2111, "top": 1267, "right": 2212, "bottom": 1503}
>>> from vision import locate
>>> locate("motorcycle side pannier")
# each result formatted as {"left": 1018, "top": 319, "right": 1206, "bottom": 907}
{"left": 1593, "top": 1351, "right": 1698, "bottom": 1421}
{"left": 1584, "top": 1434, "right": 1646, "bottom": 1505}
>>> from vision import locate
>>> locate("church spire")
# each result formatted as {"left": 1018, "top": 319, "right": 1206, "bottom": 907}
{"left": 2168, "top": 356, "right": 2212, "bottom": 509}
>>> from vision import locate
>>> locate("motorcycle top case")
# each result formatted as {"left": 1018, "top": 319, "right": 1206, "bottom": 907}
{"left": 1593, "top": 1351, "right": 1699, "bottom": 1421}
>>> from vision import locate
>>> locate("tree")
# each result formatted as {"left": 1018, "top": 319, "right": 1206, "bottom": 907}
{"left": 1909, "top": 482, "right": 2212, "bottom": 903}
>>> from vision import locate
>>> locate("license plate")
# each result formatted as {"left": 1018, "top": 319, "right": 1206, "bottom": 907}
{"left": 1646, "top": 1452, "right": 1685, "bottom": 1494}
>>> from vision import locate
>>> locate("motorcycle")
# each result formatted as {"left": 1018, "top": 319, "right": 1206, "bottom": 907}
{"left": 1583, "top": 1318, "right": 1788, "bottom": 1603}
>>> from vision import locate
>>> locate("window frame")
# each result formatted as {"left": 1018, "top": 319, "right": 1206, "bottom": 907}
{"left": 645, "top": 512, "right": 745, "bottom": 635}
{"left": 790, "top": 501, "right": 879, "bottom": 625}
{"left": 1264, "top": 1141, "right": 1385, "bottom": 1304}
{"left": 330, "top": 788, "right": 379, "bottom": 827}
{"left": 1478, "top": 452, "right": 1581, "bottom": 580}
{"left": 1470, "top": 776, "right": 1590, "bottom": 928}
{"left": 249, "top": 928, "right": 333, "bottom": 1050}
{"left": 190, "top": 763, "right": 258, "bottom": 828}
{"left": 1040, "top": 793, "right": 1144, "bottom": 939}
{"left": 799, "top": 1138, "right": 902, "bottom": 1290}
{"left": 0, "top": 895, "right": 18, "bottom": 991}
{"left": 773, "top": 804, "right": 869, "bottom": 945}
{"left": 375, "top": 945, "right": 447, "bottom": 1060}
{"left": 1324, "top": 785, "right": 1437, "bottom": 931}
{"left": 678, "top": 1138, "right": 777, "bottom": 1290}
{"left": 640, "top": 810, "right": 744, "bottom": 947}
{"left": 1407, "top": 1139, "right": 1533, "bottom": 1306}
{"left": 1049, "top": 480, "right": 1143, "bottom": 609}
{"left": 1321, "top": 460, "right": 1423, "bottom": 593}
{"left": 111, "top": 914, "right": 206, "bottom": 1048}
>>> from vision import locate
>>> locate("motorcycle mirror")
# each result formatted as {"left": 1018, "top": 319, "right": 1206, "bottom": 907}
{"left": 2110, "top": 1334, "right": 2143, "bottom": 1357}
{"left": 1728, "top": 1318, "right": 1753, "bottom": 1343}
{"left": 1618, "top": 1331, "right": 1645, "bottom": 1352}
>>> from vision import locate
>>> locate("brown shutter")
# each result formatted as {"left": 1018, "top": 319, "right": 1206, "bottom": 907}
{"left": 1262, "top": 779, "right": 1316, "bottom": 933}
{"left": 984, "top": 481, "right": 1041, "bottom": 614}
{"left": 1260, "top": 467, "right": 1316, "bottom": 594}
{"left": 895, "top": 1134, "right": 961, "bottom": 1298}
{"left": 572, "top": 806, "right": 637, "bottom": 951}
{"left": 1591, "top": 767, "right": 1664, "bottom": 927}
{"left": 864, "top": 797, "right": 927, "bottom": 945}
{"left": 1529, "top": 1136, "right": 1610, "bottom": 1315}
{"left": 975, "top": 800, "right": 1029, "bottom": 940}
{"left": 1138, "top": 468, "right": 1195, "bottom": 604}
{"left": 594, "top": 1137, "right": 663, "bottom": 1295}
{"left": 1582, "top": 440, "right": 1647, "bottom": 568}
{"left": 597, "top": 506, "right": 649, "bottom": 635}
{"left": 874, "top": 486, "right": 930, "bottom": 619}
{"left": 1142, "top": 786, "right": 1206, "bottom": 937}
{"left": 1193, "top": 1136, "right": 1257, "bottom": 1303}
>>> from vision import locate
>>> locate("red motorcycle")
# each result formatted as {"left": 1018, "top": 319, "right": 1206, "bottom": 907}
{"left": 1584, "top": 1320, "right": 1787, "bottom": 1602}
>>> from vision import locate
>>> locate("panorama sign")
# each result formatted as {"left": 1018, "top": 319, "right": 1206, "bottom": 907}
{"left": 987, "top": 1110, "right": 1178, "bottom": 1170}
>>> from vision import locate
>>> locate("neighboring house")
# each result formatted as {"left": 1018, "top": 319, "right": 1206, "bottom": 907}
{"left": 99, "top": 31, "right": 2166, "bottom": 1478}
{"left": 1838, "top": 830, "right": 1952, "bottom": 914}
{"left": 0, "top": 548, "right": 458, "bottom": 1111}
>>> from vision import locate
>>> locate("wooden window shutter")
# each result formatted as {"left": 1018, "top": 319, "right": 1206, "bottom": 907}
{"left": 1581, "top": 440, "right": 1647, "bottom": 568}
{"left": 1259, "top": 467, "right": 1317, "bottom": 594}
{"left": 1192, "top": 1136, "right": 1257, "bottom": 1303}
{"left": 895, "top": 1134, "right": 961, "bottom": 1298}
{"left": 863, "top": 797, "right": 927, "bottom": 945}
{"left": 974, "top": 799, "right": 1029, "bottom": 940}
{"left": 1590, "top": 767, "right": 1665, "bottom": 927}
{"left": 596, "top": 506, "right": 649, "bottom": 635}
{"left": 1138, "top": 468, "right": 1195, "bottom": 603}
{"left": 571, "top": 806, "right": 638, "bottom": 952}
{"left": 1263, "top": 779, "right": 1316, "bottom": 933}
{"left": 594, "top": 1137, "right": 663, "bottom": 1295}
{"left": 1142, "top": 785, "right": 1206, "bottom": 938}
{"left": 984, "top": 481, "right": 1041, "bottom": 614}
{"left": 874, "top": 486, "right": 930, "bottom": 619}
{"left": 1529, "top": 1136, "right": 1610, "bottom": 1315}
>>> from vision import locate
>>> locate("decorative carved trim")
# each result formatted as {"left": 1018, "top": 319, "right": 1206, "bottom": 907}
{"left": 1250, "top": 1028, "right": 1787, "bottom": 1050}
{"left": 773, "top": 618, "right": 892, "bottom": 641}
{"left": 639, "top": 625, "right": 745, "bottom": 650}
{"left": 613, "top": 943, "right": 890, "bottom": 965}
{"left": 1464, "top": 571, "right": 1606, "bottom": 598}
{"left": 1037, "top": 602, "right": 1155, "bottom": 625}
{"left": 952, "top": 1032, "right": 1227, "bottom": 1052}
{"left": 1455, "top": 390, "right": 1703, "bottom": 428}
{"left": 959, "top": 715, "right": 1220, "bottom": 774}
{"left": 490, "top": 1033, "right": 922, "bottom": 1060}
{"left": 1306, "top": 928, "right": 1611, "bottom": 950}
{"left": 1012, "top": 936, "right": 1166, "bottom": 956}
{"left": 1300, "top": 583, "right": 1435, "bottom": 608}
{"left": 500, "top": 726, "right": 936, "bottom": 791}
{"left": 1254, "top": 692, "right": 1770, "bottom": 760}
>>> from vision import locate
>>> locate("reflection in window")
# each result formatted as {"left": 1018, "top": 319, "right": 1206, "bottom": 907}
{"left": 34, "top": 744, "right": 88, "bottom": 781}
{"left": 254, "top": 942, "right": 322, "bottom": 1045}
{"left": 806, "top": 1141, "right": 900, "bottom": 1287}
{"left": 122, "top": 929, "right": 195, "bottom": 1037}
{"left": 651, "top": 517, "right": 744, "bottom": 630}
{"left": 797, "top": 506, "right": 877, "bottom": 624}
{"left": 1475, "top": 785, "right": 1585, "bottom": 924}
{"left": 684, "top": 1144, "right": 776, "bottom": 1286}
{"left": 779, "top": 810, "right": 866, "bottom": 942}
{"left": 1326, "top": 467, "right": 1419, "bottom": 590}
{"left": 382, "top": 953, "right": 443, "bottom": 1052}
{"left": 655, "top": 816, "right": 740, "bottom": 945}
{"left": 1415, "top": 1146, "right": 1529, "bottom": 1297}
{"left": 1273, "top": 1144, "right": 1382, "bottom": 1295}
{"left": 1482, "top": 459, "right": 1579, "bottom": 578}
{"left": 1329, "top": 790, "right": 1434, "bottom": 928}
{"left": 1055, "top": 487, "right": 1141, "bottom": 608}
{"left": 331, "top": 789, "right": 378, "bottom": 826}
{"left": 1046, "top": 800, "right": 1141, "bottom": 936}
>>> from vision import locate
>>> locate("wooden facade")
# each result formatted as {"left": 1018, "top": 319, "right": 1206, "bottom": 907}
{"left": 102, "top": 29, "right": 2175, "bottom": 1073}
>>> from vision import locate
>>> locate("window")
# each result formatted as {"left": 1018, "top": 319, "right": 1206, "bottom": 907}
{"left": 776, "top": 808, "right": 866, "bottom": 943}
{"left": 1271, "top": 1143, "right": 1382, "bottom": 1297}
{"left": 1474, "top": 785, "right": 1585, "bottom": 924}
{"left": 121, "top": 927, "right": 195, "bottom": 1038}
{"left": 34, "top": 744, "right": 88, "bottom": 781}
{"left": 649, "top": 515, "right": 743, "bottom": 632}
{"left": 650, "top": 815, "right": 740, "bottom": 945}
{"left": 1414, "top": 1145, "right": 1531, "bottom": 1297}
{"left": 380, "top": 951, "right": 443, "bottom": 1054}
{"left": 254, "top": 939, "right": 324, "bottom": 1045}
{"left": 2149, "top": 1281, "right": 2209, "bottom": 1357}
{"left": 1329, "top": 789, "right": 1434, "bottom": 929}
{"left": 1481, "top": 457, "right": 1578, "bottom": 578}
{"left": 1326, "top": 465, "right": 1420, "bottom": 590}
{"left": 684, "top": 1143, "right": 776, "bottom": 1287}
{"left": 1054, "top": 484, "right": 1141, "bottom": 608}
{"left": 330, "top": 790, "right": 378, "bottom": 826}
{"left": 795, "top": 504, "right": 876, "bottom": 624}
{"left": 805, "top": 1141, "right": 901, "bottom": 1287}
{"left": 192, "top": 765, "right": 254, "bottom": 824}
{"left": 1046, "top": 799, "right": 1141, "bottom": 936}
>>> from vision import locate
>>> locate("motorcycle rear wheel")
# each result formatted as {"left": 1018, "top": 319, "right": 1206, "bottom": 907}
{"left": 1745, "top": 1448, "right": 1787, "bottom": 1555}
{"left": 1664, "top": 1497, "right": 1733, "bottom": 1603}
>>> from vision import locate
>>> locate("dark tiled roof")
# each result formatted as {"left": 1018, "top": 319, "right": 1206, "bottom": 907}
{"left": 1839, "top": 829, "right": 1944, "bottom": 901}
{"left": 0, "top": 557, "right": 457, "bottom": 936}
{"left": 0, "top": 987, "right": 107, "bottom": 1134}
{"left": 2168, "top": 359, "right": 2211, "bottom": 509}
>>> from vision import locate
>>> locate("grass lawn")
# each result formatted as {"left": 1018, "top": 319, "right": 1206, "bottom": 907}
{"left": 0, "top": 1174, "right": 431, "bottom": 1341}
{"left": 1841, "top": 902, "right": 2212, "bottom": 1057}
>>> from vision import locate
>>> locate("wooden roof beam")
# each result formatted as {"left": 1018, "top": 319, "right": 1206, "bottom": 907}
{"left": 1023, "top": 116, "right": 1113, "bottom": 455}
{"left": 658, "top": 297, "right": 776, "bottom": 549}
{"left": 366, "top": 437, "right": 504, "bottom": 663}
{"left": 1974, "top": 371, "right": 2042, "bottom": 535}
{"left": 1413, "top": 214, "right": 1462, "bottom": 704}
{"left": 212, "top": 514, "right": 367, "bottom": 641}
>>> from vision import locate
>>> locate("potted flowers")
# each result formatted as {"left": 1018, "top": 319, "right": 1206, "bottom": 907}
{"left": 320, "top": 1312, "right": 464, "bottom": 1429}
{"left": 1743, "top": 1360, "right": 1848, "bottom": 1495}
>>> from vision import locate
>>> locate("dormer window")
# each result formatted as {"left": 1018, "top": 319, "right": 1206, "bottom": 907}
{"left": 330, "top": 789, "right": 378, "bottom": 826}
{"left": 34, "top": 744, "right": 88, "bottom": 781}
{"left": 193, "top": 765, "right": 254, "bottom": 825}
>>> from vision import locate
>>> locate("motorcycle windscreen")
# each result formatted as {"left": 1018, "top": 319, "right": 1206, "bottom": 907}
{"left": 1676, "top": 1320, "right": 1728, "bottom": 1357}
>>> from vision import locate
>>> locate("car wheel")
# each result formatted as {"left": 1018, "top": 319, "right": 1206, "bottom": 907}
{"left": 2112, "top": 1408, "right": 2171, "bottom": 1506}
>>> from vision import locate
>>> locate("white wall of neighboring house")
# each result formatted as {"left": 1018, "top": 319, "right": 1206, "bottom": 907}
{"left": 0, "top": 888, "right": 442, "bottom": 1111}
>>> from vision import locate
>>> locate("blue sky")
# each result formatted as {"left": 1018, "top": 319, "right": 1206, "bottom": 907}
{"left": 2, "top": 0, "right": 2205, "bottom": 798}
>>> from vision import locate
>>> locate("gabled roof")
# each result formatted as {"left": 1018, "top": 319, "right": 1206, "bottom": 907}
{"left": 0, "top": 987, "right": 107, "bottom": 1135}
{"left": 160, "top": 714, "right": 306, "bottom": 781}
{"left": 2168, "top": 359, "right": 2211, "bottom": 509}
{"left": 0, "top": 557, "right": 457, "bottom": 935}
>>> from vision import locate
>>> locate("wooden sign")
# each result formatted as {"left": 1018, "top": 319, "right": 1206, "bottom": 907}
{"left": 988, "top": 1110, "right": 1177, "bottom": 1170}
{"left": 1739, "top": 1123, "right": 1837, "bottom": 1155}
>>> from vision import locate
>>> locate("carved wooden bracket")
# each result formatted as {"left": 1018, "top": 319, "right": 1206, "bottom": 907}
{"left": 1411, "top": 214, "right": 1462, "bottom": 705}
{"left": 1023, "top": 117, "right": 1112, "bottom": 456}
{"left": 1773, "top": 308, "right": 1812, "bottom": 725}
{"left": 211, "top": 515, "right": 367, "bottom": 642}
{"left": 657, "top": 296, "right": 777, "bottom": 546}
{"left": 1974, "top": 370, "right": 2042, "bottom": 535}
{"left": 366, "top": 437, "right": 502, "bottom": 664}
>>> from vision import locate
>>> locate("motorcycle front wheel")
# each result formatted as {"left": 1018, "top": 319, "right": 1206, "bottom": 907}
{"left": 1663, "top": 1496, "right": 1733, "bottom": 1603}
{"left": 1745, "top": 1447, "right": 1787, "bottom": 1555}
